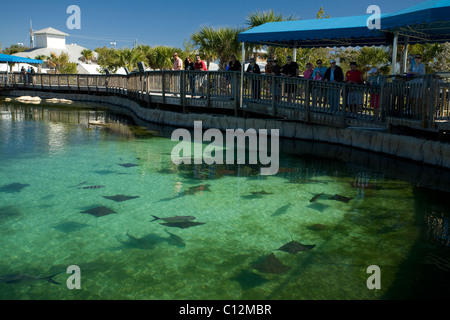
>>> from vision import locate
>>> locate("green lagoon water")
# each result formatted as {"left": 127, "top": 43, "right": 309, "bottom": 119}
{"left": 0, "top": 99, "right": 449, "bottom": 300}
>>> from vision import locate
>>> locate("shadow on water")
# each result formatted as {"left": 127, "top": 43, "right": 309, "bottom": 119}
{"left": 381, "top": 187, "right": 450, "bottom": 299}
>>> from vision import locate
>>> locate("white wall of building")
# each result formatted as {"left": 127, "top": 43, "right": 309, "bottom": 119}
{"left": 35, "top": 34, "right": 66, "bottom": 49}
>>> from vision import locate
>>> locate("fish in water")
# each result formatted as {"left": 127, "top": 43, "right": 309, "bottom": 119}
{"left": 121, "top": 231, "right": 185, "bottom": 249}
{"left": 277, "top": 241, "right": 316, "bottom": 254}
{"left": 0, "top": 272, "right": 62, "bottom": 285}
{"left": 0, "top": 183, "right": 30, "bottom": 193}
{"left": 81, "top": 206, "right": 117, "bottom": 218}
{"left": 252, "top": 253, "right": 291, "bottom": 274}
{"left": 151, "top": 215, "right": 196, "bottom": 223}
{"left": 121, "top": 232, "right": 168, "bottom": 250}
{"left": 119, "top": 163, "right": 138, "bottom": 168}
{"left": 328, "top": 194, "right": 353, "bottom": 203}
{"left": 68, "top": 182, "right": 88, "bottom": 188}
{"left": 103, "top": 195, "right": 140, "bottom": 202}
{"left": 271, "top": 204, "right": 291, "bottom": 217}
{"left": 165, "top": 230, "right": 186, "bottom": 248}
{"left": 161, "top": 221, "right": 206, "bottom": 229}
{"left": 310, "top": 192, "right": 324, "bottom": 203}
{"left": 80, "top": 185, "right": 106, "bottom": 190}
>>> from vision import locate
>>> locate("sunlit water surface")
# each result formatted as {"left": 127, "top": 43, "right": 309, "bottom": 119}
{"left": 0, "top": 100, "right": 449, "bottom": 300}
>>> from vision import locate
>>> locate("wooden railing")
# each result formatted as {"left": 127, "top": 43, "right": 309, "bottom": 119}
{"left": 1, "top": 71, "right": 449, "bottom": 130}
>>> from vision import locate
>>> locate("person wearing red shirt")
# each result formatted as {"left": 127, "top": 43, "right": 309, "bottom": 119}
{"left": 194, "top": 56, "right": 208, "bottom": 71}
{"left": 345, "top": 62, "right": 364, "bottom": 113}
{"left": 194, "top": 56, "right": 208, "bottom": 97}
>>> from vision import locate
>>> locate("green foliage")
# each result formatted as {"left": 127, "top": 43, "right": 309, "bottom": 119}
{"left": 191, "top": 25, "right": 245, "bottom": 70}
{"left": 2, "top": 44, "right": 30, "bottom": 55}
{"left": 148, "top": 46, "right": 177, "bottom": 70}
{"left": 47, "top": 52, "right": 77, "bottom": 74}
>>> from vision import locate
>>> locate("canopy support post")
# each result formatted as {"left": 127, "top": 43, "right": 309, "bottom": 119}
{"left": 402, "top": 37, "right": 410, "bottom": 74}
{"left": 293, "top": 42, "right": 298, "bottom": 62}
{"left": 391, "top": 31, "right": 399, "bottom": 75}
{"left": 240, "top": 42, "right": 245, "bottom": 112}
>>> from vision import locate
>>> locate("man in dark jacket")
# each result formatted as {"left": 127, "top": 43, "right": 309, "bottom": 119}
{"left": 323, "top": 59, "right": 344, "bottom": 112}
{"left": 324, "top": 59, "right": 344, "bottom": 82}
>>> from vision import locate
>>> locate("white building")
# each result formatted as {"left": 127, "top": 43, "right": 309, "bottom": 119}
{"left": 13, "top": 27, "right": 101, "bottom": 74}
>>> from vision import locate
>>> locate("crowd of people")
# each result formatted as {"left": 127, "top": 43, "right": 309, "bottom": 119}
{"left": 20, "top": 66, "right": 36, "bottom": 84}
{"left": 172, "top": 51, "right": 427, "bottom": 115}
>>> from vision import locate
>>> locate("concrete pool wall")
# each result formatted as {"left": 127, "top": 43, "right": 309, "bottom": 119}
{"left": 3, "top": 89, "right": 450, "bottom": 171}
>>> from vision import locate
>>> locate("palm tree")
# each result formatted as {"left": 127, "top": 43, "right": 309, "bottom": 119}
{"left": 80, "top": 49, "right": 94, "bottom": 64}
{"left": 357, "top": 46, "right": 390, "bottom": 74}
{"left": 47, "top": 52, "right": 77, "bottom": 74}
{"left": 191, "top": 26, "right": 245, "bottom": 70}
{"left": 245, "top": 10, "right": 298, "bottom": 28}
{"left": 148, "top": 46, "right": 176, "bottom": 70}
{"left": 245, "top": 10, "right": 299, "bottom": 61}
{"left": 117, "top": 48, "right": 146, "bottom": 72}
{"left": 191, "top": 26, "right": 219, "bottom": 69}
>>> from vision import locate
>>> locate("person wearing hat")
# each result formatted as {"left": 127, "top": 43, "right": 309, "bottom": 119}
{"left": 282, "top": 56, "right": 299, "bottom": 103}
{"left": 366, "top": 67, "right": 383, "bottom": 117}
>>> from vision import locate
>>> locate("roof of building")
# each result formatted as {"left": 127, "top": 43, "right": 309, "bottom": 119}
{"left": 13, "top": 44, "right": 98, "bottom": 64}
{"left": 33, "top": 27, "right": 70, "bottom": 37}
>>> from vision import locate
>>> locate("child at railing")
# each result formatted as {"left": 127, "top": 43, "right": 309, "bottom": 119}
{"left": 313, "top": 70, "right": 323, "bottom": 81}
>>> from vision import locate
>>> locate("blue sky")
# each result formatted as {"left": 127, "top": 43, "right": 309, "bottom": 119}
{"left": 0, "top": 0, "right": 426, "bottom": 51}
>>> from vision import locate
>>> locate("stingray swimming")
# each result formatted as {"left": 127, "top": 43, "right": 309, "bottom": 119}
{"left": 328, "top": 194, "right": 353, "bottom": 203}
{"left": 81, "top": 206, "right": 117, "bottom": 217}
{"left": 0, "top": 183, "right": 30, "bottom": 193}
{"left": 252, "top": 253, "right": 291, "bottom": 274}
{"left": 277, "top": 241, "right": 316, "bottom": 254}
{"left": 103, "top": 195, "right": 140, "bottom": 202}
{"left": 151, "top": 215, "right": 196, "bottom": 223}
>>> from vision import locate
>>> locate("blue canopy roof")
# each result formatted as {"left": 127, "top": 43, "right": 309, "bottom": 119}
{"left": 0, "top": 53, "right": 43, "bottom": 64}
{"left": 238, "top": 0, "right": 450, "bottom": 48}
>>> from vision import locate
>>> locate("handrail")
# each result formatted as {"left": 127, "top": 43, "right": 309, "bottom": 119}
{"left": 1, "top": 70, "right": 449, "bottom": 129}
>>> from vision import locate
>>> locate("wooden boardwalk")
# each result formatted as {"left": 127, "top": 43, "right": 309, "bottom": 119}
{"left": 1, "top": 71, "right": 449, "bottom": 132}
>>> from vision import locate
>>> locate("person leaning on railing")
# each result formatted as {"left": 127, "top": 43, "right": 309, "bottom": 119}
{"left": 345, "top": 62, "right": 364, "bottom": 114}
{"left": 194, "top": 56, "right": 208, "bottom": 98}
